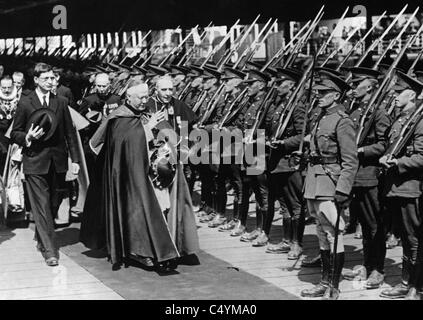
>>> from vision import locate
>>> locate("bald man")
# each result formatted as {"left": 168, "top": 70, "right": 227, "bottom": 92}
{"left": 77, "top": 73, "right": 121, "bottom": 182}
{"left": 81, "top": 83, "right": 199, "bottom": 272}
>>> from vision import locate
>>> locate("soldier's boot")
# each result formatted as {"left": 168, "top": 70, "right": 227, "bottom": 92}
{"left": 288, "top": 219, "right": 303, "bottom": 260}
{"left": 322, "top": 252, "right": 344, "bottom": 300}
{"left": 405, "top": 263, "right": 422, "bottom": 300}
{"left": 301, "top": 250, "right": 331, "bottom": 298}
{"left": 380, "top": 259, "right": 411, "bottom": 299}
{"left": 301, "top": 254, "right": 322, "bottom": 268}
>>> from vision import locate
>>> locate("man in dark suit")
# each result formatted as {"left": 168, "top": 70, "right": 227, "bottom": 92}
{"left": 11, "top": 63, "right": 80, "bottom": 267}
{"left": 53, "top": 68, "right": 77, "bottom": 109}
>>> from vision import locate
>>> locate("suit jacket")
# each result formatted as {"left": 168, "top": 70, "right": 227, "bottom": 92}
{"left": 383, "top": 107, "right": 423, "bottom": 198}
{"left": 57, "top": 85, "right": 76, "bottom": 109}
{"left": 11, "top": 91, "right": 80, "bottom": 175}
{"left": 304, "top": 104, "right": 359, "bottom": 199}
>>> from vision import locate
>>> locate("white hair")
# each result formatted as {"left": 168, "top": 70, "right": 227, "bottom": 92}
{"left": 156, "top": 75, "right": 173, "bottom": 88}
{"left": 95, "top": 73, "right": 110, "bottom": 84}
{"left": 126, "top": 83, "right": 148, "bottom": 97}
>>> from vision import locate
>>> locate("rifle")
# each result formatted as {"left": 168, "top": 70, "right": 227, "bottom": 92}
{"left": 217, "top": 87, "right": 249, "bottom": 129}
{"left": 217, "top": 15, "right": 261, "bottom": 70}
{"left": 320, "top": 25, "right": 361, "bottom": 67}
{"left": 407, "top": 47, "right": 423, "bottom": 76}
{"left": 352, "top": 5, "right": 408, "bottom": 70}
{"left": 235, "top": 18, "right": 276, "bottom": 69}
{"left": 385, "top": 102, "right": 423, "bottom": 161}
{"left": 159, "top": 26, "right": 199, "bottom": 67}
{"left": 261, "top": 20, "right": 311, "bottom": 71}
{"left": 283, "top": 5, "right": 326, "bottom": 68}
{"left": 200, "top": 19, "right": 241, "bottom": 68}
{"left": 373, "top": 7, "right": 420, "bottom": 70}
{"left": 336, "top": 11, "right": 387, "bottom": 71}
{"left": 245, "top": 86, "right": 278, "bottom": 143}
{"left": 192, "top": 90, "right": 209, "bottom": 113}
{"left": 177, "top": 21, "right": 213, "bottom": 66}
{"left": 197, "top": 83, "right": 226, "bottom": 127}
{"left": 356, "top": 15, "right": 423, "bottom": 146}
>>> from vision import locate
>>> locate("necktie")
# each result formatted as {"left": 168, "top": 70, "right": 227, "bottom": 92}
{"left": 42, "top": 95, "right": 48, "bottom": 108}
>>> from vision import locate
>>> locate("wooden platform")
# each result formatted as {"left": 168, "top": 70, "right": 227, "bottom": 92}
{"left": 0, "top": 227, "right": 123, "bottom": 300}
{"left": 196, "top": 202, "right": 403, "bottom": 300}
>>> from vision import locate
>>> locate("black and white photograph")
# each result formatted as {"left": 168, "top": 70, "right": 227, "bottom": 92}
{"left": 0, "top": 0, "right": 422, "bottom": 307}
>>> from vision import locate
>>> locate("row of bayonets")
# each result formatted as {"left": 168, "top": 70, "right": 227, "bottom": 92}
{"left": 174, "top": 4, "right": 423, "bottom": 161}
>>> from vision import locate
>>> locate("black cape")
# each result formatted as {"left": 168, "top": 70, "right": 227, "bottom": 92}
{"left": 80, "top": 106, "right": 199, "bottom": 265}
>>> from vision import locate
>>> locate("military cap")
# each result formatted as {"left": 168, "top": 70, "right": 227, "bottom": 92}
{"left": 244, "top": 69, "right": 271, "bottom": 84}
{"left": 132, "top": 65, "right": 151, "bottom": 75}
{"left": 415, "top": 71, "right": 423, "bottom": 83}
{"left": 245, "top": 61, "right": 265, "bottom": 71}
{"left": 187, "top": 65, "right": 205, "bottom": 77}
{"left": 86, "top": 65, "right": 109, "bottom": 73}
{"left": 106, "top": 62, "right": 127, "bottom": 72}
{"left": 315, "top": 67, "right": 343, "bottom": 78}
{"left": 349, "top": 67, "right": 382, "bottom": 83}
{"left": 276, "top": 67, "right": 302, "bottom": 83}
{"left": 378, "top": 63, "right": 405, "bottom": 75}
{"left": 146, "top": 64, "right": 169, "bottom": 76}
{"left": 313, "top": 70, "right": 350, "bottom": 94}
{"left": 222, "top": 67, "right": 247, "bottom": 80}
{"left": 203, "top": 66, "right": 222, "bottom": 79}
{"left": 263, "top": 67, "right": 279, "bottom": 78}
{"left": 392, "top": 70, "right": 423, "bottom": 93}
{"left": 166, "top": 64, "right": 189, "bottom": 76}
{"left": 205, "top": 62, "right": 218, "bottom": 69}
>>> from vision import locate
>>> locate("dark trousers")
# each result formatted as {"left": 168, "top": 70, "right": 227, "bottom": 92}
{"left": 267, "top": 171, "right": 305, "bottom": 239}
{"left": 385, "top": 196, "right": 423, "bottom": 284}
{"left": 216, "top": 163, "right": 242, "bottom": 218}
{"left": 25, "top": 164, "right": 65, "bottom": 259}
{"left": 198, "top": 164, "right": 217, "bottom": 209}
{"left": 239, "top": 172, "right": 268, "bottom": 230}
{"left": 351, "top": 186, "right": 386, "bottom": 273}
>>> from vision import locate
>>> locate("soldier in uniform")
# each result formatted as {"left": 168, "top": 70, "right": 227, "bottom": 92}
{"left": 301, "top": 72, "right": 358, "bottom": 299}
{"left": 232, "top": 69, "right": 271, "bottom": 246}
{"left": 208, "top": 67, "right": 247, "bottom": 232}
{"left": 264, "top": 68, "right": 306, "bottom": 259}
{"left": 341, "top": 67, "right": 391, "bottom": 289}
{"left": 378, "top": 72, "right": 423, "bottom": 300}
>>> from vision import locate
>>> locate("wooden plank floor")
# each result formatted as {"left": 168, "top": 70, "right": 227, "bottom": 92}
{"left": 0, "top": 227, "right": 123, "bottom": 300}
{"left": 196, "top": 200, "right": 403, "bottom": 300}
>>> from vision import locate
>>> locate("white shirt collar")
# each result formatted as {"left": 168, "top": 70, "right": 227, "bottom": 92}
{"left": 35, "top": 88, "right": 50, "bottom": 106}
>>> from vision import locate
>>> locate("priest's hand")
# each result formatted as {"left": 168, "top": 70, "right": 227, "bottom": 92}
{"left": 148, "top": 111, "right": 166, "bottom": 128}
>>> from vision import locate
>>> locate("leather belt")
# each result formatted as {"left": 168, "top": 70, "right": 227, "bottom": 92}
{"left": 308, "top": 155, "right": 339, "bottom": 165}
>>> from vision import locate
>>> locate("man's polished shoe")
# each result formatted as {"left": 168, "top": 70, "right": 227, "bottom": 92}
{"left": 301, "top": 255, "right": 322, "bottom": 268}
{"left": 251, "top": 232, "right": 269, "bottom": 247}
{"left": 45, "top": 257, "right": 59, "bottom": 267}
{"left": 301, "top": 282, "right": 329, "bottom": 298}
{"left": 321, "top": 286, "right": 340, "bottom": 300}
{"left": 131, "top": 254, "right": 155, "bottom": 267}
{"left": 343, "top": 265, "right": 367, "bottom": 281}
{"left": 240, "top": 229, "right": 260, "bottom": 242}
{"left": 218, "top": 219, "right": 237, "bottom": 232}
{"left": 208, "top": 214, "right": 227, "bottom": 228}
{"left": 404, "top": 288, "right": 421, "bottom": 300}
{"left": 287, "top": 243, "right": 303, "bottom": 260}
{"left": 380, "top": 283, "right": 409, "bottom": 299}
{"left": 365, "top": 270, "right": 384, "bottom": 289}
{"left": 199, "top": 212, "right": 216, "bottom": 223}
{"left": 230, "top": 224, "right": 246, "bottom": 237}
{"left": 266, "top": 241, "right": 291, "bottom": 254}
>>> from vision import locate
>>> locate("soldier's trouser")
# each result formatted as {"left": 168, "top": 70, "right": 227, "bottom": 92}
{"left": 198, "top": 164, "right": 217, "bottom": 209}
{"left": 385, "top": 196, "right": 423, "bottom": 286}
{"left": 239, "top": 172, "right": 269, "bottom": 229}
{"left": 216, "top": 164, "right": 242, "bottom": 218}
{"left": 307, "top": 199, "right": 344, "bottom": 254}
{"left": 351, "top": 186, "right": 386, "bottom": 273}
{"left": 266, "top": 171, "right": 305, "bottom": 239}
